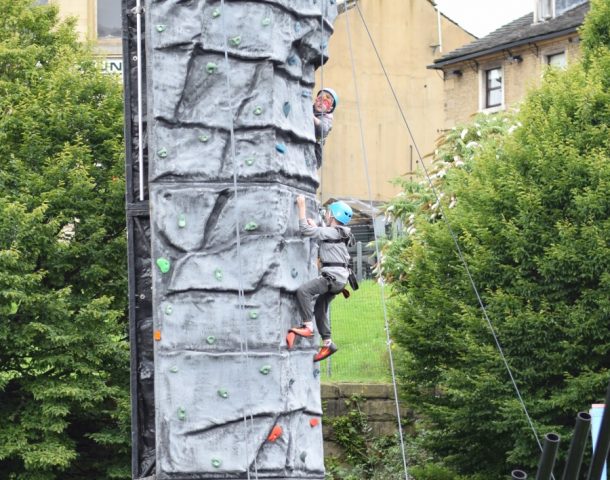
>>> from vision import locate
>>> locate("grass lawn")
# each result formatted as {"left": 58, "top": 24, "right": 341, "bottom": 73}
{"left": 319, "top": 280, "right": 391, "bottom": 383}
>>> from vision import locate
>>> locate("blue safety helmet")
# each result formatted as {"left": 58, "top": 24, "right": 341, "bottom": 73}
{"left": 328, "top": 201, "right": 353, "bottom": 225}
{"left": 317, "top": 87, "right": 339, "bottom": 112}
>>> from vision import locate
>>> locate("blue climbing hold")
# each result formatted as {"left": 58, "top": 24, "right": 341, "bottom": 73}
{"left": 283, "top": 102, "right": 291, "bottom": 117}
{"left": 276, "top": 143, "right": 287, "bottom": 154}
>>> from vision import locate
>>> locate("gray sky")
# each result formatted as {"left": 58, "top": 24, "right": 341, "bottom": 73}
{"left": 435, "top": 0, "right": 535, "bottom": 37}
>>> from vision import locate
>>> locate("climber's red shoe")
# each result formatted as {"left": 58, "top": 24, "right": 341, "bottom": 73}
{"left": 313, "top": 343, "right": 338, "bottom": 362}
{"left": 289, "top": 326, "right": 314, "bottom": 338}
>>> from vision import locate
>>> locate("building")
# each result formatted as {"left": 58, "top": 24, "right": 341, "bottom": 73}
{"left": 317, "top": 0, "right": 475, "bottom": 203}
{"left": 429, "top": 0, "right": 590, "bottom": 130}
{"left": 38, "top": 0, "right": 123, "bottom": 75}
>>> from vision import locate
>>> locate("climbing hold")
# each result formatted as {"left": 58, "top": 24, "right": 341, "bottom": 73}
{"left": 275, "top": 143, "right": 287, "bottom": 154}
{"left": 261, "top": 17, "right": 271, "bottom": 26}
{"left": 214, "top": 268, "right": 223, "bottom": 281}
{"left": 206, "top": 62, "right": 218, "bottom": 74}
{"left": 291, "top": 268, "right": 299, "bottom": 278}
{"left": 301, "top": 90, "right": 310, "bottom": 98}
{"left": 289, "top": 378, "right": 295, "bottom": 386}
{"left": 156, "top": 25, "right": 166, "bottom": 33}
{"left": 206, "top": 336, "right": 216, "bottom": 345}
{"left": 283, "top": 102, "right": 291, "bottom": 117}
{"left": 212, "top": 7, "right": 221, "bottom": 18}
{"left": 267, "top": 425, "right": 283, "bottom": 442}
{"left": 313, "top": 368, "right": 320, "bottom": 378}
{"left": 157, "top": 147, "right": 168, "bottom": 158}
{"left": 178, "top": 214, "right": 186, "bottom": 228}
{"left": 156, "top": 258, "right": 170, "bottom": 273}
{"left": 244, "top": 221, "right": 258, "bottom": 232}
{"left": 253, "top": 106, "right": 263, "bottom": 116}
{"left": 165, "top": 304, "right": 173, "bottom": 315}
{"left": 287, "top": 55, "right": 297, "bottom": 66}
{"left": 330, "top": 0, "right": 336, "bottom": 4}
{"left": 259, "top": 365, "right": 271, "bottom": 375}
{"left": 170, "top": 366, "right": 178, "bottom": 373}
{"left": 309, "top": 418, "right": 320, "bottom": 428}
{"left": 218, "top": 389, "right": 229, "bottom": 399}
{"left": 154, "top": 330, "right": 162, "bottom": 341}
{"left": 211, "top": 458, "right": 222, "bottom": 468}
{"left": 198, "top": 134, "right": 210, "bottom": 142}
{"left": 229, "top": 35, "right": 241, "bottom": 47}
{"left": 321, "top": 42, "right": 328, "bottom": 50}
{"left": 249, "top": 311, "right": 259, "bottom": 320}
{"left": 294, "top": 22, "right": 301, "bottom": 33}
{"left": 178, "top": 407, "right": 186, "bottom": 421}
{"left": 244, "top": 157, "right": 255, "bottom": 166}
{"left": 300, "top": 451, "right": 307, "bottom": 462}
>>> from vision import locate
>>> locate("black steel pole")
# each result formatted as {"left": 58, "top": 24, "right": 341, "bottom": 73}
{"left": 562, "top": 411, "right": 591, "bottom": 480}
{"left": 512, "top": 469, "right": 528, "bottom": 479}
{"left": 536, "top": 433, "right": 561, "bottom": 480}
{"left": 587, "top": 381, "right": 610, "bottom": 480}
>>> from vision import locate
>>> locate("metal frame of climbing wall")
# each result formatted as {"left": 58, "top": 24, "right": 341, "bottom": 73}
{"left": 123, "top": 1, "right": 338, "bottom": 478}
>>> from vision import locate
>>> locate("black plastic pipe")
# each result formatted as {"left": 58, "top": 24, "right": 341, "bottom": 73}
{"left": 536, "top": 433, "right": 561, "bottom": 480}
{"left": 562, "top": 411, "right": 591, "bottom": 480}
{"left": 512, "top": 469, "right": 528, "bottom": 479}
{"left": 587, "top": 381, "right": 610, "bottom": 480}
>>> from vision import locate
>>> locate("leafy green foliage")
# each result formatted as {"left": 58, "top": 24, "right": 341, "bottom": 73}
{"left": 0, "top": 1, "right": 129, "bottom": 478}
{"left": 383, "top": 3, "right": 610, "bottom": 478}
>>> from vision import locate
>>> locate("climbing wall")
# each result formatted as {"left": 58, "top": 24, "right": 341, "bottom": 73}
{"left": 144, "top": 1, "right": 337, "bottom": 478}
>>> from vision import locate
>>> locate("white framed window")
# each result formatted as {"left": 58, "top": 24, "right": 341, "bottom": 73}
{"left": 547, "top": 51, "right": 567, "bottom": 69}
{"left": 480, "top": 66, "right": 503, "bottom": 111}
{"left": 97, "top": 0, "right": 122, "bottom": 38}
{"left": 535, "top": 0, "right": 554, "bottom": 21}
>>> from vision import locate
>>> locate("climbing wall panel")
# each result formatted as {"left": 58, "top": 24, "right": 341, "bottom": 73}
{"left": 144, "top": 0, "right": 337, "bottom": 478}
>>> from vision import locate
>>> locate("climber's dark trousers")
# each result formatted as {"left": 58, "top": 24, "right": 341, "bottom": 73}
{"left": 296, "top": 275, "right": 345, "bottom": 341}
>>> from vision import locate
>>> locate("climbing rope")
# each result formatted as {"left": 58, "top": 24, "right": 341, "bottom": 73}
{"left": 352, "top": 1, "right": 544, "bottom": 454}
{"left": 219, "top": 1, "right": 259, "bottom": 477}
{"left": 135, "top": 0, "right": 144, "bottom": 201}
{"left": 341, "top": 4, "right": 411, "bottom": 479}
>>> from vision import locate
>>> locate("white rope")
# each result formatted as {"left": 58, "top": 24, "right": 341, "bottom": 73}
{"left": 342, "top": 5, "right": 410, "bottom": 479}
{"left": 353, "top": 1, "right": 545, "bottom": 456}
{"left": 135, "top": 0, "right": 144, "bottom": 201}
{"left": 219, "top": 1, "right": 259, "bottom": 477}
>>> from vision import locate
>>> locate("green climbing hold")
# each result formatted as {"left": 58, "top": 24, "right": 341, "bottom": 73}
{"left": 211, "top": 458, "right": 222, "bottom": 468}
{"left": 178, "top": 214, "right": 186, "bottom": 228}
{"left": 157, "top": 147, "right": 168, "bottom": 158}
{"left": 177, "top": 407, "right": 186, "bottom": 421}
{"left": 218, "top": 389, "right": 229, "bottom": 399}
{"left": 156, "top": 25, "right": 167, "bottom": 33}
{"left": 206, "top": 62, "right": 218, "bottom": 74}
{"left": 206, "top": 336, "right": 216, "bottom": 345}
{"left": 229, "top": 36, "right": 241, "bottom": 47}
{"left": 214, "top": 268, "right": 223, "bottom": 281}
{"left": 244, "top": 157, "right": 255, "bottom": 166}
{"left": 260, "top": 365, "right": 271, "bottom": 375}
{"left": 253, "top": 106, "right": 263, "bottom": 116}
{"left": 212, "top": 7, "right": 221, "bottom": 18}
{"left": 244, "top": 221, "right": 258, "bottom": 232}
{"left": 249, "top": 311, "right": 259, "bottom": 320}
{"left": 165, "top": 304, "right": 173, "bottom": 315}
{"left": 198, "top": 134, "right": 210, "bottom": 142}
{"left": 156, "top": 258, "right": 170, "bottom": 273}
{"left": 170, "top": 366, "right": 178, "bottom": 373}
{"left": 261, "top": 17, "right": 271, "bottom": 26}
{"left": 283, "top": 102, "right": 291, "bottom": 117}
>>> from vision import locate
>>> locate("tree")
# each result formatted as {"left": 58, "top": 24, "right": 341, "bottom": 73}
{"left": 0, "top": 1, "right": 129, "bottom": 478}
{"left": 383, "top": 2, "right": 610, "bottom": 477}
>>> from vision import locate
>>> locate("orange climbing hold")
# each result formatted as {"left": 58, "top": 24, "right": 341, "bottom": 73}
{"left": 309, "top": 418, "right": 319, "bottom": 428}
{"left": 267, "top": 425, "right": 283, "bottom": 442}
{"left": 154, "top": 330, "right": 162, "bottom": 341}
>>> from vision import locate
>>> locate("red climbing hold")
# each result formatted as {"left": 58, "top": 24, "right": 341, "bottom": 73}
{"left": 267, "top": 425, "right": 283, "bottom": 442}
{"left": 309, "top": 418, "right": 319, "bottom": 428}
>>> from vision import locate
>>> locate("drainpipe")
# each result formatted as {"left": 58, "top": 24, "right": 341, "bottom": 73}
{"left": 436, "top": 4, "right": 443, "bottom": 53}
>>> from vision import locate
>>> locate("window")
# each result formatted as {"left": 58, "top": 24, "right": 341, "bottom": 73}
{"left": 97, "top": 0, "right": 122, "bottom": 38}
{"left": 535, "top": 0, "right": 554, "bottom": 21}
{"left": 485, "top": 68, "right": 502, "bottom": 109}
{"left": 547, "top": 51, "right": 567, "bottom": 68}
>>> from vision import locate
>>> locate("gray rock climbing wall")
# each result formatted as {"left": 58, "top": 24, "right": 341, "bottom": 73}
{"left": 145, "top": 1, "right": 337, "bottom": 478}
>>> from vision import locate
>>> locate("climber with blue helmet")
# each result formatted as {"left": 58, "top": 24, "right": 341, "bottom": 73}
{"left": 313, "top": 87, "right": 339, "bottom": 169}
{"left": 287, "top": 195, "right": 356, "bottom": 362}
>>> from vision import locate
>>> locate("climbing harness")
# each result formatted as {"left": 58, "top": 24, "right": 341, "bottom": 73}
{"left": 353, "top": 0, "right": 545, "bottom": 461}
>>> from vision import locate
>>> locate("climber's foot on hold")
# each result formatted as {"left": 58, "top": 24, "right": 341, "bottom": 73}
{"left": 314, "top": 342, "right": 337, "bottom": 362}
